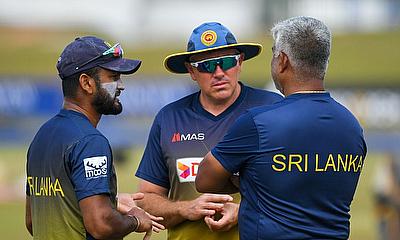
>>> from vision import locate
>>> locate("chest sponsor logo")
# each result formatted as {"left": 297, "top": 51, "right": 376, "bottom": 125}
{"left": 83, "top": 156, "right": 108, "bottom": 179}
{"left": 176, "top": 157, "right": 203, "bottom": 182}
{"left": 171, "top": 132, "right": 205, "bottom": 142}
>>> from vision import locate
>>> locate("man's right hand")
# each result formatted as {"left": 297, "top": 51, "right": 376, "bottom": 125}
{"left": 180, "top": 193, "right": 233, "bottom": 221}
{"left": 117, "top": 192, "right": 144, "bottom": 214}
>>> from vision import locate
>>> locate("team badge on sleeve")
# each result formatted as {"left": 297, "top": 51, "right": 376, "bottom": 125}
{"left": 83, "top": 156, "right": 108, "bottom": 179}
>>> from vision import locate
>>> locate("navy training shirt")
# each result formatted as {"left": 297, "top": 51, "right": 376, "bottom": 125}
{"left": 135, "top": 83, "right": 283, "bottom": 240}
{"left": 26, "top": 109, "right": 118, "bottom": 240}
{"left": 212, "top": 92, "right": 367, "bottom": 240}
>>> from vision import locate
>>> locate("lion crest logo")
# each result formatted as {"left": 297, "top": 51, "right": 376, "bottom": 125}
{"left": 201, "top": 30, "right": 217, "bottom": 46}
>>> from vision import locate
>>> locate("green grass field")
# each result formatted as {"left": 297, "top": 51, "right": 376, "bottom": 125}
{"left": 0, "top": 146, "right": 380, "bottom": 239}
{"left": 1, "top": 27, "right": 399, "bottom": 88}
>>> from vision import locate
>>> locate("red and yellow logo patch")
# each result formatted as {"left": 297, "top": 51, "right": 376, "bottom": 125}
{"left": 201, "top": 30, "right": 217, "bottom": 46}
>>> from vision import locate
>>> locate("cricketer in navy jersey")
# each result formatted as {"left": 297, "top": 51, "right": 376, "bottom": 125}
{"left": 25, "top": 36, "right": 156, "bottom": 240}
{"left": 26, "top": 109, "right": 117, "bottom": 240}
{"left": 136, "top": 83, "right": 283, "bottom": 239}
{"left": 210, "top": 93, "right": 366, "bottom": 239}
{"left": 132, "top": 21, "right": 283, "bottom": 240}
{"left": 196, "top": 16, "right": 367, "bottom": 240}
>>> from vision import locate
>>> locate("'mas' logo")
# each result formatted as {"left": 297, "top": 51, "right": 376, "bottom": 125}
{"left": 171, "top": 132, "right": 205, "bottom": 142}
{"left": 83, "top": 156, "right": 108, "bottom": 179}
{"left": 176, "top": 157, "right": 203, "bottom": 182}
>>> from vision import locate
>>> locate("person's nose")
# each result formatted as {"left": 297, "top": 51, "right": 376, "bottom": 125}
{"left": 117, "top": 79, "right": 125, "bottom": 91}
{"left": 212, "top": 65, "right": 225, "bottom": 78}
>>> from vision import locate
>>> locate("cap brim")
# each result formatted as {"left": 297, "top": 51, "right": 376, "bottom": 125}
{"left": 164, "top": 43, "right": 262, "bottom": 74}
{"left": 100, "top": 58, "right": 142, "bottom": 75}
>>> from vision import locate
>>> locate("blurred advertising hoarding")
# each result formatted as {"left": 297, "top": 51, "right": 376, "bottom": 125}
{"left": 0, "top": 77, "right": 195, "bottom": 117}
{"left": 1, "top": 79, "right": 398, "bottom": 130}
{"left": 331, "top": 89, "right": 400, "bottom": 131}
{"left": 0, "top": 79, "right": 399, "bottom": 149}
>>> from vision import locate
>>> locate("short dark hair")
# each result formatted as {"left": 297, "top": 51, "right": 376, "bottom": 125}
{"left": 61, "top": 67, "right": 101, "bottom": 98}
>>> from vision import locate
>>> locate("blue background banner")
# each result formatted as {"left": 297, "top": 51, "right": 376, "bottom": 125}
{"left": 0, "top": 78, "right": 399, "bottom": 153}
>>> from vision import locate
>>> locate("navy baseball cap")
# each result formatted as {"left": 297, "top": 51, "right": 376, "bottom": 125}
{"left": 56, "top": 36, "right": 141, "bottom": 79}
{"left": 164, "top": 22, "right": 262, "bottom": 74}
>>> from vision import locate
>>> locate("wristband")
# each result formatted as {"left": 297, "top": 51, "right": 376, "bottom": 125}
{"left": 127, "top": 214, "right": 140, "bottom": 232}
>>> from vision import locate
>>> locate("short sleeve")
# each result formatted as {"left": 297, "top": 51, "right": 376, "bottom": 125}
{"left": 68, "top": 135, "right": 113, "bottom": 201}
{"left": 211, "top": 111, "right": 260, "bottom": 173}
{"left": 135, "top": 113, "right": 170, "bottom": 189}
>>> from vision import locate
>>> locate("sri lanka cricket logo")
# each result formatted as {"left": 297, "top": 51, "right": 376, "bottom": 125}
{"left": 201, "top": 30, "right": 217, "bottom": 46}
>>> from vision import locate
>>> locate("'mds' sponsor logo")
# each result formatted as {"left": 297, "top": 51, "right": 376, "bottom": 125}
{"left": 83, "top": 156, "right": 108, "bottom": 179}
{"left": 176, "top": 157, "right": 203, "bottom": 182}
{"left": 171, "top": 132, "right": 205, "bottom": 142}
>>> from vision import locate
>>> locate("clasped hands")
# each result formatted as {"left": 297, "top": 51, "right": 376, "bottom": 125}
{"left": 182, "top": 193, "right": 238, "bottom": 232}
{"left": 118, "top": 192, "right": 238, "bottom": 233}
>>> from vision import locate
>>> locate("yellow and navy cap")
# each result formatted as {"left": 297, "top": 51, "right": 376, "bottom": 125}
{"left": 164, "top": 22, "right": 262, "bottom": 74}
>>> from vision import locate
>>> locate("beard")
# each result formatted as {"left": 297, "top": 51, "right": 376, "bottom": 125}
{"left": 92, "top": 86, "right": 123, "bottom": 115}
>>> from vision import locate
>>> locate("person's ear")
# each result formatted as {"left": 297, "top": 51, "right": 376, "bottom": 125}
{"left": 185, "top": 62, "right": 197, "bottom": 82}
{"left": 238, "top": 53, "right": 245, "bottom": 65}
{"left": 235, "top": 53, "right": 244, "bottom": 74}
{"left": 278, "top": 51, "right": 289, "bottom": 73}
{"left": 79, "top": 73, "right": 96, "bottom": 95}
